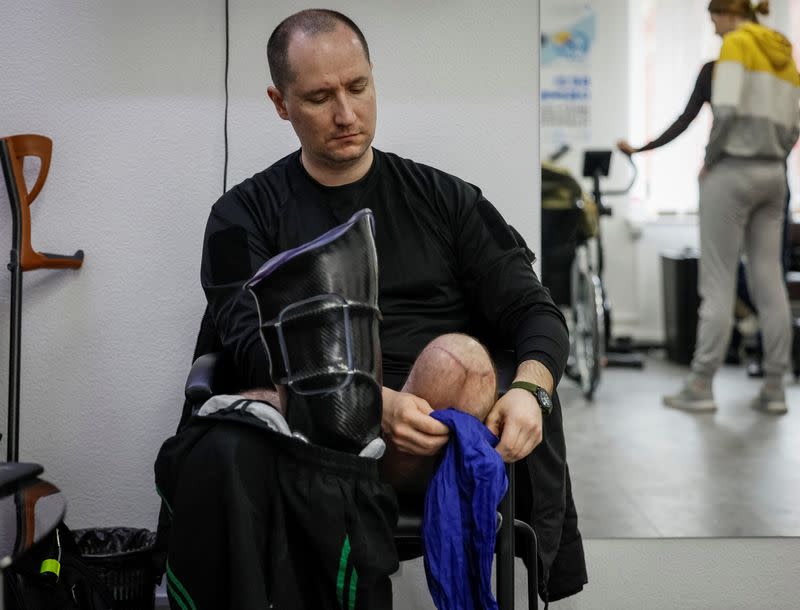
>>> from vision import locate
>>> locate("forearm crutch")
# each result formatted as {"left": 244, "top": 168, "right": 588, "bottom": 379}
{"left": 1, "top": 134, "right": 84, "bottom": 462}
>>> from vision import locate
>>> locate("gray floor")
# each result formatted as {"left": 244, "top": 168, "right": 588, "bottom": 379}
{"left": 561, "top": 351, "right": 800, "bottom": 538}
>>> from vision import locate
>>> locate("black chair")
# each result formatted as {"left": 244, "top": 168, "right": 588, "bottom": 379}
{"left": 183, "top": 349, "right": 539, "bottom": 609}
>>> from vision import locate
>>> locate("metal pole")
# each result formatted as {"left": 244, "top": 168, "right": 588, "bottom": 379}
{"left": 6, "top": 253, "right": 21, "bottom": 463}
{"left": 1, "top": 141, "right": 22, "bottom": 463}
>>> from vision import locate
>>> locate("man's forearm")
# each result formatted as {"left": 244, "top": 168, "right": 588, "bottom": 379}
{"left": 513, "top": 359, "right": 554, "bottom": 395}
{"left": 513, "top": 304, "right": 569, "bottom": 387}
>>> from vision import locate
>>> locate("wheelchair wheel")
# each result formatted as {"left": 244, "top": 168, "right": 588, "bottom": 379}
{"left": 570, "top": 259, "right": 604, "bottom": 400}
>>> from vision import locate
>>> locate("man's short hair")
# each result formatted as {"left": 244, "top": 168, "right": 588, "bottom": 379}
{"left": 267, "top": 9, "right": 371, "bottom": 91}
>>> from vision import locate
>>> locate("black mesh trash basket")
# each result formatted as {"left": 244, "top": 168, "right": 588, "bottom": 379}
{"left": 72, "top": 527, "right": 158, "bottom": 610}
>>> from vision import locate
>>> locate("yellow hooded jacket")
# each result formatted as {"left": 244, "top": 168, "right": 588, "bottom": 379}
{"left": 706, "top": 22, "right": 800, "bottom": 167}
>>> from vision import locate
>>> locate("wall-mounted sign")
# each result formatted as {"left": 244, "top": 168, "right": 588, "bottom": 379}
{"left": 541, "top": 3, "right": 595, "bottom": 151}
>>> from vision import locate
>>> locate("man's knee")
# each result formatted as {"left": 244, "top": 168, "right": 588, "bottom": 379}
{"left": 402, "top": 333, "right": 497, "bottom": 420}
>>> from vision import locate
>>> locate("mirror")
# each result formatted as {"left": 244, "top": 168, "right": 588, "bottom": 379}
{"left": 541, "top": 0, "right": 800, "bottom": 537}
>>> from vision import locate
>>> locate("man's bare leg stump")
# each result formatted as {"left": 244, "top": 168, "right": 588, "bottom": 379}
{"left": 382, "top": 333, "right": 498, "bottom": 492}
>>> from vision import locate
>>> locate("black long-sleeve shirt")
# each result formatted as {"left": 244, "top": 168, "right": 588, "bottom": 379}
{"left": 637, "top": 61, "right": 714, "bottom": 152}
{"left": 201, "top": 148, "right": 569, "bottom": 391}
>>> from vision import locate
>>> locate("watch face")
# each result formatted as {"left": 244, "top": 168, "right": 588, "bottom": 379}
{"left": 535, "top": 388, "right": 553, "bottom": 414}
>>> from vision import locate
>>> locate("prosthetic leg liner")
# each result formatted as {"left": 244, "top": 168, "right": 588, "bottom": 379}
{"left": 423, "top": 408, "right": 508, "bottom": 610}
{"left": 246, "top": 209, "right": 383, "bottom": 454}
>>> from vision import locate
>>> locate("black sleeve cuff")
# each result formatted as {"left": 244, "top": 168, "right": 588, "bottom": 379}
{"left": 514, "top": 310, "right": 570, "bottom": 385}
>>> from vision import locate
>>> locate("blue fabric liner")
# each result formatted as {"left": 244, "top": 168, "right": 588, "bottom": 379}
{"left": 422, "top": 408, "right": 508, "bottom": 610}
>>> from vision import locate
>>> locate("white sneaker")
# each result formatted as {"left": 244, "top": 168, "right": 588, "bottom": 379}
{"left": 751, "top": 386, "right": 788, "bottom": 415}
{"left": 663, "top": 376, "right": 717, "bottom": 412}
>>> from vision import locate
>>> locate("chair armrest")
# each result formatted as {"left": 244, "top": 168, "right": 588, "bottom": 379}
{"left": 184, "top": 352, "right": 224, "bottom": 405}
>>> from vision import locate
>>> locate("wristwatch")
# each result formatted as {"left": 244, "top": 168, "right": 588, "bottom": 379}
{"left": 509, "top": 381, "right": 553, "bottom": 417}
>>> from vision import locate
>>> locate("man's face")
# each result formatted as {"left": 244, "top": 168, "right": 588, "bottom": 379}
{"left": 268, "top": 24, "right": 377, "bottom": 170}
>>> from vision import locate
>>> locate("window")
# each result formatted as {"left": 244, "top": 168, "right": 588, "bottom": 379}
{"left": 629, "top": 0, "right": 800, "bottom": 216}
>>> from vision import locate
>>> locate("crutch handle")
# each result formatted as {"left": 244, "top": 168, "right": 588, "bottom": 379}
{"left": 26, "top": 249, "right": 85, "bottom": 271}
{"left": 1, "top": 134, "right": 85, "bottom": 272}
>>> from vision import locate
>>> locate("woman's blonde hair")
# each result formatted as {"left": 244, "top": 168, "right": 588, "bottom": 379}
{"left": 707, "top": 0, "right": 770, "bottom": 22}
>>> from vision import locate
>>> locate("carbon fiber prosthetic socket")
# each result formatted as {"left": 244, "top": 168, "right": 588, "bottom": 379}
{"left": 246, "top": 209, "right": 383, "bottom": 454}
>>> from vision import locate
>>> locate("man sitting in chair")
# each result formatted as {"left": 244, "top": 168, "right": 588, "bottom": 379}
{"left": 160, "top": 8, "right": 586, "bottom": 608}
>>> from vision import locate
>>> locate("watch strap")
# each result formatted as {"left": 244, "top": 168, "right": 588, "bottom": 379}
{"left": 509, "top": 381, "right": 552, "bottom": 416}
{"left": 509, "top": 380, "right": 544, "bottom": 395}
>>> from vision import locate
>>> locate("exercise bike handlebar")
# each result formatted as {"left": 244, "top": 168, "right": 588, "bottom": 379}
{"left": 593, "top": 151, "right": 638, "bottom": 217}
{"left": 599, "top": 150, "right": 638, "bottom": 198}
{"left": 547, "top": 144, "right": 570, "bottom": 163}
{"left": 543, "top": 144, "right": 638, "bottom": 216}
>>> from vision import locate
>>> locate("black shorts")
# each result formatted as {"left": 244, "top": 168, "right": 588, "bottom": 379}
{"left": 157, "top": 416, "right": 399, "bottom": 610}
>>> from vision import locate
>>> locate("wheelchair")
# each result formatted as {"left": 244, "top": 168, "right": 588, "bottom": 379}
{"left": 541, "top": 163, "right": 604, "bottom": 400}
{"left": 541, "top": 149, "right": 639, "bottom": 400}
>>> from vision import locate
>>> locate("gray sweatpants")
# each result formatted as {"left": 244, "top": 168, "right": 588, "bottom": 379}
{"left": 692, "top": 157, "right": 791, "bottom": 379}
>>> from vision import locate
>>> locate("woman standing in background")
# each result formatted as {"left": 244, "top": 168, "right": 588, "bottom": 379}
{"left": 662, "top": 0, "right": 799, "bottom": 414}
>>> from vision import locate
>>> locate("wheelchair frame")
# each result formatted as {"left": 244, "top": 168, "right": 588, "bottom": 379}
{"left": 565, "top": 236, "right": 605, "bottom": 400}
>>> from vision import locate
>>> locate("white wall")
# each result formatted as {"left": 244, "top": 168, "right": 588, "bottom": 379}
{"left": 0, "top": 0, "right": 225, "bottom": 529}
{"left": 0, "top": 1, "right": 540, "bottom": 529}
{"left": 540, "top": 0, "right": 645, "bottom": 335}
{"left": 226, "top": 0, "right": 541, "bottom": 247}
{"left": 579, "top": 0, "right": 642, "bottom": 337}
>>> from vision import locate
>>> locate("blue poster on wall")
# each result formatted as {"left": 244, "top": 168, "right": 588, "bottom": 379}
{"left": 541, "top": 4, "right": 595, "bottom": 152}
